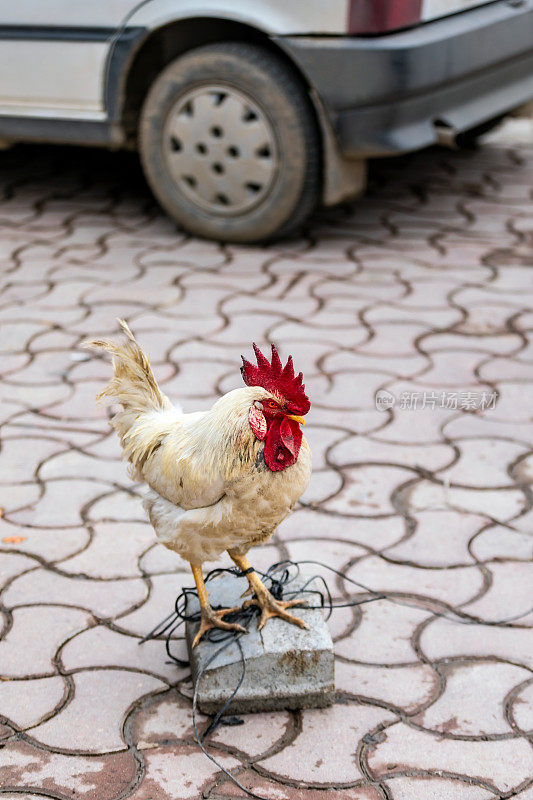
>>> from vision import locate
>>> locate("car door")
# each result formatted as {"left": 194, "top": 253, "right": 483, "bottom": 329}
{"left": 0, "top": 1, "right": 135, "bottom": 120}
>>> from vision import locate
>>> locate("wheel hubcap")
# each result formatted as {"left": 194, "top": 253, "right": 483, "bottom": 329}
{"left": 163, "top": 85, "right": 278, "bottom": 215}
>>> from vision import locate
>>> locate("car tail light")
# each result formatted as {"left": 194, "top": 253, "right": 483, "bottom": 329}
{"left": 348, "top": 0, "right": 422, "bottom": 34}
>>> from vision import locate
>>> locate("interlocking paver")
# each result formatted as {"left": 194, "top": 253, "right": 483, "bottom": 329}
{"left": 420, "top": 617, "right": 533, "bottom": 669}
{"left": 29, "top": 670, "right": 165, "bottom": 752}
{"left": 437, "top": 438, "right": 530, "bottom": 488}
{"left": 0, "top": 675, "right": 65, "bottom": 728}
{"left": 213, "top": 776, "right": 383, "bottom": 799}
{"left": 335, "top": 661, "right": 438, "bottom": 713}
{"left": 382, "top": 776, "right": 491, "bottom": 800}
{"left": 258, "top": 704, "right": 396, "bottom": 785}
{"left": 325, "top": 465, "right": 415, "bottom": 516}
{"left": 384, "top": 509, "right": 488, "bottom": 566}
{"left": 462, "top": 561, "right": 533, "bottom": 623}
{"left": 0, "top": 740, "right": 138, "bottom": 797}
{"left": 0, "top": 605, "right": 91, "bottom": 677}
{"left": 58, "top": 521, "right": 153, "bottom": 578}
{"left": 3, "top": 569, "right": 147, "bottom": 619}
{"left": 0, "top": 552, "right": 38, "bottom": 584}
{"left": 0, "top": 522, "right": 89, "bottom": 562}
{"left": 334, "top": 600, "right": 430, "bottom": 664}
{"left": 346, "top": 556, "right": 484, "bottom": 605}
{"left": 1, "top": 482, "right": 42, "bottom": 515}
{"left": 8, "top": 478, "right": 106, "bottom": 527}
{"left": 0, "top": 126, "right": 531, "bottom": 798}
{"left": 407, "top": 479, "right": 526, "bottom": 520}
{"left": 60, "top": 624, "right": 184, "bottom": 683}
{"left": 329, "top": 437, "right": 454, "bottom": 472}
{"left": 510, "top": 680, "right": 533, "bottom": 735}
{"left": 277, "top": 508, "right": 405, "bottom": 550}
{"left": 116, "top": 572, "right": 190, "bottom": 641}
{"left": 411, "top": 660, "right": 531, "bottom": 735}
{"left": 38, "top": 449, "right": 127, "bottom": 484}
{"left": 471, "top": 522, "right": 533, "bottom": 561}
{"left": 130, "top": 746, "right": 240, "bottom": 800}
{"left": 368, "top": 723, "right": 533, "bottom": 793}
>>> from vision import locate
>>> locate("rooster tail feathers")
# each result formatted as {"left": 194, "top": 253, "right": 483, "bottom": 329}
{"left": 84, "top": 321, "right": 179, "bottom": 480}
{"left": 83, "top": 319, "right": 171, "bottom": 417}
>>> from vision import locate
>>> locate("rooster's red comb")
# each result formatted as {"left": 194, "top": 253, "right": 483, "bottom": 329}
{"left": 241, "top": 343, "right": 310, "bottom": 415}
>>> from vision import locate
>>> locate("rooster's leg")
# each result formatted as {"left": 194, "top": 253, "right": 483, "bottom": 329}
{"left": 190, "top": 564, "right": 246, "bottom": 647}
{"left": 228, "top": 553, "right": 309, "bottom": 632}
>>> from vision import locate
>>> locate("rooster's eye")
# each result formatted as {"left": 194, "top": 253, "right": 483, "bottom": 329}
{"left": 266, "top": 400, "right": 278, "bottom": 409}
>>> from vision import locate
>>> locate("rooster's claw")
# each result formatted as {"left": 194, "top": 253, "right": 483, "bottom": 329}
{"left": 192, "top": 606, "right": 247, "bottom": 647}
{"left": 244, "top": 594, "right": 309, "bottom": 631}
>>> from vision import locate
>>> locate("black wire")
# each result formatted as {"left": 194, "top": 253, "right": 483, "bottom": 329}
{"left": 140, "top": 558, "right": 533, "bottom": 800}
{"left": 191, "top": 633, "right": 275, "bottom": 800}
{"left": 140, "top": 566, "right": 273, "bottom": 799}
{"left": 275, "top": 559, "right": 533, "bottom": 627}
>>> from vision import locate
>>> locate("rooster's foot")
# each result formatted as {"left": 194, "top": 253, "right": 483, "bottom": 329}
{"left": 192, "top": 606, "right": 247, "bottom": 648}
{"left": 244, "top": 593, "right": 309, "bottom": 631}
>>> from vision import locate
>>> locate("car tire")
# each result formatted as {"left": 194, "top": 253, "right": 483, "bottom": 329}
{"left": 139, "top": 42, "right": 321, "bottom": 243}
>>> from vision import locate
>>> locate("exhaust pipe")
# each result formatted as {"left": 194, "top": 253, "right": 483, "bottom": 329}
{"left": 433, "top": 119, "right": 458, "bottom": 149}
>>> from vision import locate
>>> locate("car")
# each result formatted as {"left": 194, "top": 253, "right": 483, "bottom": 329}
{"left": 0, "top": 1, "right": 531, "bottom": 243}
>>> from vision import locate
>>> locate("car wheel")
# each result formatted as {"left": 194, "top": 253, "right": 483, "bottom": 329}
{"left": 139, "top": 42, "right": 320, "bottom": 243}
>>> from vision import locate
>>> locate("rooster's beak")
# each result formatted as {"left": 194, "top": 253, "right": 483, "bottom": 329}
{"left": 285, "top": 414, "right": 306, "bottom": 426}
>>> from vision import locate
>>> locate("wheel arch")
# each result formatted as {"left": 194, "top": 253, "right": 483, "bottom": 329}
{"left": 114, "top": 18, "right": 310, "bottom": 142}
{"left": 110, "top": 16, "right": 365, "bottom": 205}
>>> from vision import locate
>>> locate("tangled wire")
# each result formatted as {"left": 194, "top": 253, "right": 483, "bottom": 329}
{"left": 140, "top": 559, "right": 533, "bottom": 800}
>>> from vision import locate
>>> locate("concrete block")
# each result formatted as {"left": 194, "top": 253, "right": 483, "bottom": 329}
{"left": 185, "top": 574, "right": 335, "bottom": 715}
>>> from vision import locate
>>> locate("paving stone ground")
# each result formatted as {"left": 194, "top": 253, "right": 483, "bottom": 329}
{"left": 0, "top": 119, "right": 532, "bottom": 800}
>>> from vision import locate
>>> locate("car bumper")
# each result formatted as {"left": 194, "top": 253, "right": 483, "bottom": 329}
{"left": 274, "top": 0, "right": 533, "bottom": 157}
